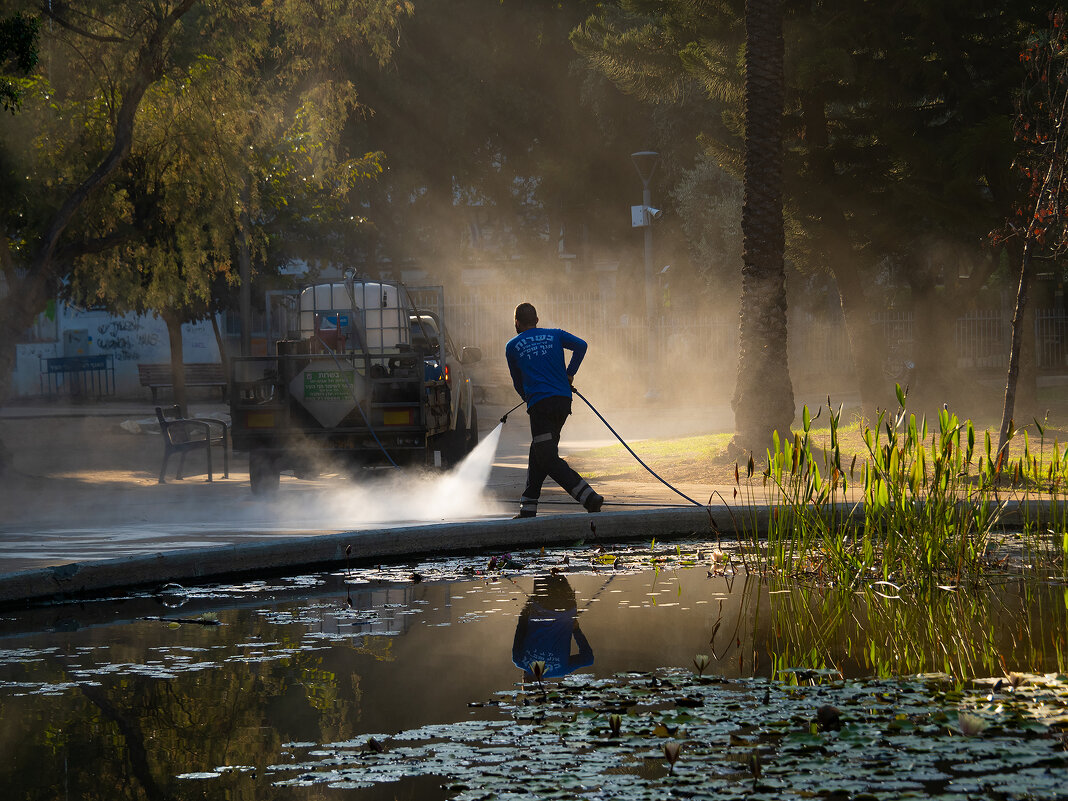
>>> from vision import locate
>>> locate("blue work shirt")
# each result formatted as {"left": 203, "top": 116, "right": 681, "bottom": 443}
{"left": 506, "top": 327, "right": 587, "bottom": 409}
{"left": 512, "top": 602, "right": 594, "bottom": 678}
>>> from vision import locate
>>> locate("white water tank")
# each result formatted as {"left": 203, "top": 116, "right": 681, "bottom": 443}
{"left": 355, "top": 282, "right": 408, "bottom": 353}
{"left": 298, "top": 282, "right": 409, "bottom": 353}
{"left": 298, "top": 283, "right": 352, "bottom": 339}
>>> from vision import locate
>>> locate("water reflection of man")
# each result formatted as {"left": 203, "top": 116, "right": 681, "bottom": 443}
{"left": 512, "top": 575, "right": 594, "bottom": 678}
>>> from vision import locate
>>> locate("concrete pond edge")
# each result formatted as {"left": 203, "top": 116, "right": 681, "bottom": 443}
{"left": 0, "top": 507, "right": 722, "bottom": 607}
{"left": 0, "top": 499, "right": 1056, "bottom": 607}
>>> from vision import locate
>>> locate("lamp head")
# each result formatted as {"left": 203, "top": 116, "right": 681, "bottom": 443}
{"left": 631, "top": 151, "right": 659, "bottom": 185}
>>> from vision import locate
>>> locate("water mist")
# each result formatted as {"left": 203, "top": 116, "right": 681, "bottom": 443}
{"left": 262, "top": 423, "right": 509, "bottom": 529}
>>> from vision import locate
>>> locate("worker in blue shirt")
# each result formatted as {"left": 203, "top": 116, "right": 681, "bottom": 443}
{"left": 512, "top": 574, "right": 594, "bottom": 678}
{"left": 505, "top": 302, "right": 603, "bottom": 518}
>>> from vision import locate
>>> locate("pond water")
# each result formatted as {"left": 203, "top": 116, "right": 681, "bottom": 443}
{"left": 1, "top": 540, "right": 1066, "bottom": 800}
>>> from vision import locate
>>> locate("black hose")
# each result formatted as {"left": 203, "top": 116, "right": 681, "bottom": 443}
{"left": 533, "top": 498, "right": 692, "bottom": 508}
{"left": 572, "top": 387, "right": 709, "bottom": 510}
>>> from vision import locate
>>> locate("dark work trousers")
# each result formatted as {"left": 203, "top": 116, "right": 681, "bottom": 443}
{"left": 519, "top": 396, "right": 597, "bottom": 515}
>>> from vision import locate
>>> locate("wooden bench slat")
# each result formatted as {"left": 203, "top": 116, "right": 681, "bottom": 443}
{"left": 138, "top": 363, "right": 227, "bottom": 403}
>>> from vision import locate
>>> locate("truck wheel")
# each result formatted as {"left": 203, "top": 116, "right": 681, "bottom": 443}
{"left": 249, "top": 451, "right": 280, "bottom": 495}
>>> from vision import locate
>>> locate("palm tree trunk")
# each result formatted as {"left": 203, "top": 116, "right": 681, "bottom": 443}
{"left": 731, "top": 0, "right": 794, "bottom": 456}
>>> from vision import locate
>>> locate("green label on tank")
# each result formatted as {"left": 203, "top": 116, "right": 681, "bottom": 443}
{"left": 303, "top": 370, "right": 354, "bottom": 400}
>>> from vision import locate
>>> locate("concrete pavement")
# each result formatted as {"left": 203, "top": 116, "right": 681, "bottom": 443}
{"left": 0, "top": 395, "right": 1048, "bottom": 607}
{"left": 0, "top": 398, "right": 743, "bottom": 606}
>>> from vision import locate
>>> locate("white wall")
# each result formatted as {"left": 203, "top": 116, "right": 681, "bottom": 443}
{"left": 12, "top": 304, "right": 221, "bottom": 398}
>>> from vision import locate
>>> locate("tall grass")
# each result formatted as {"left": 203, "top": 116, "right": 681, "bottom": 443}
{"left": 750, "top": 385, "right": 1068, "bottom": 588}
{"left": 759, "top": 575, "right": 1068, "bottom": 680}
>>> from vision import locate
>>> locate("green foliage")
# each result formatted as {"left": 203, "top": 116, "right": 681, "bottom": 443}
{"left": 0, "top": 11, "right": 38, "bottom": 113}
{"left": 1, "top": 0, "right": 411, "bottom": 324}
{"left": 342, "top": 0, "right": 644, "bottom": 271}
{"left": 752, "top": 388, "right": 1068, "bottom": 589}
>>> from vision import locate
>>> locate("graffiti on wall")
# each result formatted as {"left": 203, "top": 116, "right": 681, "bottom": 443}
{"left": 94, "top": 319, "right": 161, "bottom": 362}
{"left": 10, "top": 305, "right": 223, "bottom": 397}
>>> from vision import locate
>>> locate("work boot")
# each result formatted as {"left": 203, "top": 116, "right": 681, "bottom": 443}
{"left": 513, "top": 510, "right": 537, "bottom": 520}
{"left": 584, "top": 493, "right": 604, "bottom": 513}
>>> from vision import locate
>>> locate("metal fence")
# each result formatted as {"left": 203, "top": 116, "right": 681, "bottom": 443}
{"left": 1036, "top": 309, "right": 1068, "bottom": 370}
{"left": 438, "top": 292, "right": 1068, "bottom": 386}
{"left": 233, "top": 289, "right": 1067, "bottom": 388}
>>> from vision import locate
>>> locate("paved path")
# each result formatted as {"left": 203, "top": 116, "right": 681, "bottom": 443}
{"left": 0, "top": 399, "right": 746, "bottom": 604}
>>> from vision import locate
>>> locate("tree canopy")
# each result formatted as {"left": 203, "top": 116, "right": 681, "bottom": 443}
{"left": 573, "top": 0, "right": 1050, "bottom": 415}
{"left": 0, "top": 0, "right": 1063, "bottom": 430}
{"left": 0, "top": 11, "right": 38, "bottom": 113}
{"left": 0, "top": 0, "right": 411, "bottom": 404}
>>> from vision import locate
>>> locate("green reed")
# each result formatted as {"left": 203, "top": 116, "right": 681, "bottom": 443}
{"left": 751, "top": 385, "right": 1068, "bottom": 588}
{"left": 762, "top": 577, "right": 1068, "bottom": 681}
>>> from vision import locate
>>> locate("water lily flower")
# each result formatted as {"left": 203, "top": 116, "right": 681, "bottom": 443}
{"left": 692, "top": 654, "right": 710, "bottom": 676}
{"left": 956, "top": 710, "right": 989, "bottom": 736}
{"left": 529, "top": 661, "right": 545, "bottom": 683}
{"left": 608, "top": 713, "right": 622, "bottom": 737}
{"left": 662, "top": 740, "right": 682, "bottom": 774}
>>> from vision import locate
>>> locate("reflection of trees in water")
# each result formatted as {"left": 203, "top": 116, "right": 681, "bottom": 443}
{"left": 4, "top": 646, "right": 361, "bottom": 801}
{"left": 5, "top": 571, "right": 1065, "bottom": 798}
{"left": 753, "top": 577, "right": 1068, "bottom": 679}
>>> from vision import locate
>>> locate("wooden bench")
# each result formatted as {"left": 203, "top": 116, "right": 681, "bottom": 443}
{"left": 155, "top": 406, "right": 230, "bottom": 483}
{"left": 138, "top": 362, "right": 227, "bottom": 403}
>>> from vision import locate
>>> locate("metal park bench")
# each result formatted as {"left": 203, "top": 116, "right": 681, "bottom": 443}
{"left": 138, "top": 362, "right": 227, "bottom": 404}
{"left": 155, "top": 405, "right": 230, "bottom": 484}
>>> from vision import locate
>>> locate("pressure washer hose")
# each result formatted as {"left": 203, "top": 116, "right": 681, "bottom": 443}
{"left": 571, "top": 387, "right": 710, "bottom": 511}
{"left": 498, "top": 389, "right": 712, "bottom": 513}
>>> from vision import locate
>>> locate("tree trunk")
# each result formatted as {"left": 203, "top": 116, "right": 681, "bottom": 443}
{"left": 731, "top": 0, "right": 794, "bottom": 456}
{"left": 1017, "top": 302, "right": 1038, "bottom": 414}
{"left": 238, "top": 177, "right": 253, "bottom": 357}
{"left": 82, "top": 686, "right": 167, "bottom": 801}
{"left": 210, "top": 312, "right": 230, "bottom": 392}
{"left": 162, "top": 309, "right": 189, "bottom": 418}
{"left": 997, "top": 242, "right": 1033, "bottom": 458}
{"left": 901, "top": 252, "right": 956, "bottom": 412}
{"left": 0, "top": 278, "right": 53, "bottom": 404}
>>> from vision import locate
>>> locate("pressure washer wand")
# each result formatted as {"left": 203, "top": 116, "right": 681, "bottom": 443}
{"left": 500, "top": 401, "right": 524, "bottom": 424}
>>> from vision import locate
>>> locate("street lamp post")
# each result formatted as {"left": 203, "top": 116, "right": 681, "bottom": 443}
{"left": 631, "top": 151, "right": 659, "bottom": 397}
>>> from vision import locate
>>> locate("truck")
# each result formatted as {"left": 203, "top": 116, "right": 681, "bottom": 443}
{"left": 228, "top": 280, "right": 482, "bottom": 494}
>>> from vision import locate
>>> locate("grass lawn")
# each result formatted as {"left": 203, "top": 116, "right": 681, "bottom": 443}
{"left": 570, "top": 405, "right": 1068, "bottom": 487}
